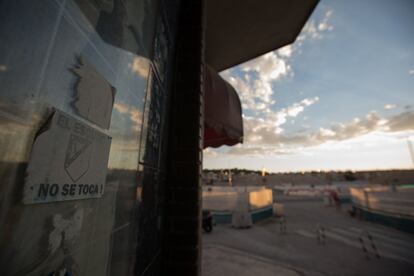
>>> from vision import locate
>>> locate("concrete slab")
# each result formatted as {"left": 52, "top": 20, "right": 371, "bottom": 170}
{"left": 202, "top": 244, "right": 301, "bottom": 276}
{"left": 202, "top": 200, "right": 414, "bottom": 276}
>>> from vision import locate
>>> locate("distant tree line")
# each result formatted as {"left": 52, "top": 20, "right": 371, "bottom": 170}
{"left": 203, "top": 168, "right": 357, "bottom": 181}
{"left": 203, "top": 168, "right": 262, "bottom": 175}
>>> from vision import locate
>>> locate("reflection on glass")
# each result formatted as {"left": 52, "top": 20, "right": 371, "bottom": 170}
{"left": 74, "top": 0, "right": 157, "bottom": 58}
{"left": 0, "top": 0, "right": 156, "bottom": 275}
{"left": 71, "top": 56, "right": 116, "bottom": 129}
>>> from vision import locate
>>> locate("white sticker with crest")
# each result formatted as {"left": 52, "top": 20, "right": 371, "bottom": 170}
{"left": 23, "top": 109, "right": 111, "bottom": 204}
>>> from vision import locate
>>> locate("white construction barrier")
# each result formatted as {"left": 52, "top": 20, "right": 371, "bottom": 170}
{"left": 202, "top": 186, "right": 273, "bottom": 213}
{"left": 249, "top": 189, "right": 273, "bottom": 210}
{"left": 350, "top": 186, "right": 414, "bottom": 216}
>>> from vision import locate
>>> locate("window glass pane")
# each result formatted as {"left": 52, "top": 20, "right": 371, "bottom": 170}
{"left": 0, "top": 1, "right": 157, "bottom": 274}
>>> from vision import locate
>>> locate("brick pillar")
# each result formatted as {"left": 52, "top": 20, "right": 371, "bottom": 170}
{"left": 163, "top": 0, "right": 204, "bottom": 275}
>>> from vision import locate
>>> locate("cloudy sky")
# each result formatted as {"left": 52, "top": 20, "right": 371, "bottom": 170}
{"left": 204, "top": 0, "right": 414, "bottom": 172}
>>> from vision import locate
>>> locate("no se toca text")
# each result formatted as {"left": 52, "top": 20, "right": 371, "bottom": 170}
{"left": 34, "top": 183, "right": 103, "bottom": 198}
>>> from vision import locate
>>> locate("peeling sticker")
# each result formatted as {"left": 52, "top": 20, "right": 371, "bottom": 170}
{"left": 72, "top": 57, "right": 115, "bottom": 129}
{"left": 49, "top": 208, "right": 84, "bottom": 254}
{"left": 23, "top": 109, "right": 111, "bottom": 204}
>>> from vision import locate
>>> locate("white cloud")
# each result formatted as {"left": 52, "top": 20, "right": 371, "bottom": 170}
{"left": 384, "top": 104, "right": 397, "bottom": 110}
{"left": 129, "top": 57, "right": 150, "bottom": 78}
{"left": 210, "top": 110, "right": 414, "bottom": 158}
{"left": 227, "top": 145, "right": 293, "bottom": 156}
{"left": 328, "top": 111, "right": 382, "bottom": 141}
{"left": 243, "top": 97, "right": 320, "bottom": 144}
{"left": 203, "top": 148, "right": 218, "bottom": 158}
{"left": 225, "top": 74, "right": 266, "bottom": 111}
{"left": 409, "top": 69, "right": 414, "bottom": 75}
{"left": 113, "top": 102, "right": 142, "bottom": 131}
{"left": 285, "top": 97, "right": 319, "bottom": 117}
{"left": 277, "top": 45, "right": 293, "bottom": 58}
{"left": 319, "top": 128, "right": 336, "bottom": 137}
{"left": 241, "top": 52, "right": 289, "bottom": 81}
{"left": 298, "top": 9, "right": 334, "bottom": 42}
{"left": 223, "top": 51, "right": 290, "bottom": 112}
{"left": 386, "top": 111, "right": 414, "bottom": 132}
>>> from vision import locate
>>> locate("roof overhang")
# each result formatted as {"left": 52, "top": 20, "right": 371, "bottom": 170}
{"left": 205, "top": 0, "right": 319, "bottom": 71}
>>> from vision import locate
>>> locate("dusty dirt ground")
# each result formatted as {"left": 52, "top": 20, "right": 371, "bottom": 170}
{"left": 202, "top": 200, "right": 414, "bottom": 276}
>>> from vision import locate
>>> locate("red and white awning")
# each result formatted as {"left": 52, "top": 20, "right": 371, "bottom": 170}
{"left": 204, "top": 65, "right": 243, "bottom": 148}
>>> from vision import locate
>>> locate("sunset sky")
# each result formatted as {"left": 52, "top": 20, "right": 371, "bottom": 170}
{"left": 204, "top": 0, "right": 414, "bottom": 172}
